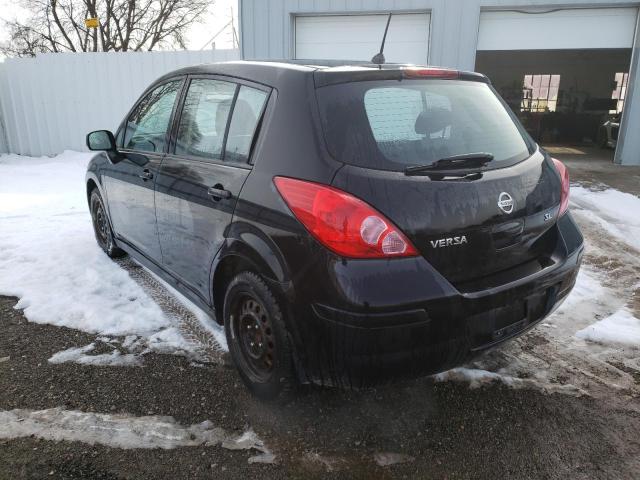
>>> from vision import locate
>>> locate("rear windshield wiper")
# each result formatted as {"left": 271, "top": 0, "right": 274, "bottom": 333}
{"left": 404, "top": 153, "right": 494, "bottom": 176}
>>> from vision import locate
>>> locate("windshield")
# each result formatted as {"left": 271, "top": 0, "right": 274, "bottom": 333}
{"left": 316, "top": 79, "right": 533, "bottom": 171}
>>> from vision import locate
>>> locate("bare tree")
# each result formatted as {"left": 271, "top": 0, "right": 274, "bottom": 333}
{"left": 0, "top": 0, "right": 210, "bottom": 57}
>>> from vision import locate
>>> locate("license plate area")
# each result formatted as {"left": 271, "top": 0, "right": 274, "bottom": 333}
{"left": 492, "top": 318, "right": 527, "bottom": 341}
{"left": 469, "top": 286, "right": 557, "bottom": 350}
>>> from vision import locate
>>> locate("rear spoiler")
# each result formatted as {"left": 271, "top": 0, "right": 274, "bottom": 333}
{"left": 314, "top": 67, "right": 490, "bottom": 88}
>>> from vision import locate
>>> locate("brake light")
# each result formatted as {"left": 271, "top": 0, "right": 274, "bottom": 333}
{"left": 552, "top": 158, "right": 570, "bottom": 215}
{"left": 403, "top": 67, "right": 459, "bottom": 79}
{"left": 274, "top": 177, "right": 418, "bottom": 259}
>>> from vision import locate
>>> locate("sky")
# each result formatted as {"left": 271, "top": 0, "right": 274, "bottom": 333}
{"left": 0, "top": 0, "right": 238, "bottom": 58}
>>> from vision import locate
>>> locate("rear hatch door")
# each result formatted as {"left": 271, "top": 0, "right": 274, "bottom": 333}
{"left": 316, "top": 71, "right": 562, "bottom": 288}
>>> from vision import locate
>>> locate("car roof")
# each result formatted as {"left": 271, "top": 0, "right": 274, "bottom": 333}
{"left": 154, "top": 60, "right": 487, "bottom": 89}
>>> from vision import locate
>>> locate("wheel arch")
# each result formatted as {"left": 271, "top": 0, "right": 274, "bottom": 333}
{"left": 86, "top": 178, "right": 99, "bottom": 202}
{"left": 211, "top": 235, "right": 292, "bottom": 326}
{"left": 85, "top": 171, "right": 104, "bottom": 205}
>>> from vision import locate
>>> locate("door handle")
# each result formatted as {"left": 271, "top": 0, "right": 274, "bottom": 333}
{"left": 207, "top": 185, "right": 232, "bottom": 200}
{"left": 139, "top": 169, "right": 153, "bottom": 181}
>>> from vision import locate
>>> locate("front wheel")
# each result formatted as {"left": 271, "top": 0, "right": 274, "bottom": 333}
{"left": 224, "top": 272, "right": 296, "bottom": 401}
{"left": 90, "top": 189, "right": 126, "bottom": 258}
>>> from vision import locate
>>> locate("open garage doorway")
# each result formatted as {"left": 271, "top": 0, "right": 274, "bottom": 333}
{"left": 475, "top": 8, "right": 637, "bottom": 164}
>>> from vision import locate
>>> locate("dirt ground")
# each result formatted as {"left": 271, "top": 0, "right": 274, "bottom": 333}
{"left": 1, "top": 148, "right": 640, "bottom": 480}
{"left": 2, "top": 293, "right": 639, "bottom": 480}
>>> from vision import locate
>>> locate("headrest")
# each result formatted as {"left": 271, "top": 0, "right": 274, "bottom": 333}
{"left": 414, "top": 108, "right": 453, "bottom": 135}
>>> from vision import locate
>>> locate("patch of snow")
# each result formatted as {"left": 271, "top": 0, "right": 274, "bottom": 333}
{"left": 576, "top": 309, "right": 640, "bottom": 347}
{"left": 222, "top": 429, "right": 267, "bottom": 452}
{"left": 571, "top": 186, "right": 640, "bottom": 252}
{"left": 48, "top": 344, "right": 142, "bottom": 367}
{"left": 146, "top": 327, "right": 195, "bottom": 355}
{"left": 0, "top": 151, "right": 224, "bottom": 360}
{"left": 0, "top": 152, "right": 170, "bottom": 337}
{"left": 0, "top": 407, "right": 268, "bottom": 454}
{"left": 433, "top": 368, "right": 520, "bottom": 389}
{"left": 373, "top": 452, "right": 415, "bottom": 467}
{"left": 248, "top": 451, "right": 277, "bottom": 464}
{"left": 548, "top": 267, "right": 620, "bottom": 335}
{"left": 222, "top": 431, "right": 276, "bottom": 465}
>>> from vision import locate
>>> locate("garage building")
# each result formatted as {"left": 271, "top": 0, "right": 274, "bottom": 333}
{"left": 238, "top": 0, "right": 640, "bottom": 166}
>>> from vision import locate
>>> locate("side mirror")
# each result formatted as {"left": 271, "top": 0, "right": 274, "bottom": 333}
{"left": 87, "top": 130, "right": 122, "bottom": 163}
{"left": 87, "top": 130, "right": 117, "bottom": 151}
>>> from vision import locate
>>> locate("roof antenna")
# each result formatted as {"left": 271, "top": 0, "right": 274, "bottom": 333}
{"left": 371, "top": 13, "right": 392, "bottom": 65}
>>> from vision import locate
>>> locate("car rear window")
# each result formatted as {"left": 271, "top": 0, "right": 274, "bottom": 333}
{"left": 316, "top": 79, "right": 533, "bottom": 171}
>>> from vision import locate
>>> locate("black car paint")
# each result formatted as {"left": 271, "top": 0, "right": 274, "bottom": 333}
{"left": 86, "top": 61, "right": 584, "bottom": 387}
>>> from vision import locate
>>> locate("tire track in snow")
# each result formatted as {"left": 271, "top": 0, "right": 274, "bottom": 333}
{"left": 116, "top": 258, "right": 228, "bottom": 365}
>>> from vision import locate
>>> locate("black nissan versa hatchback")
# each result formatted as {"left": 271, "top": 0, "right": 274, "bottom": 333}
{"left": 85, "top": 61, "right": 583, "bottom": 399}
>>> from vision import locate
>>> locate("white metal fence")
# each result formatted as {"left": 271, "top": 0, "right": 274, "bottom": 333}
{"left": 0, "top": 49, "right": 240, "bottom": 157}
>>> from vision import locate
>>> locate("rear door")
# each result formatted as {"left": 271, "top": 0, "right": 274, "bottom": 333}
{"left": 317, "top": 75, "right": 562, "bottom": 289}
{"left": 104, "top": 78, "right": 183, "bottom": 262}
{"left": 154, "top": 76, "right": 270, "bottom": 301}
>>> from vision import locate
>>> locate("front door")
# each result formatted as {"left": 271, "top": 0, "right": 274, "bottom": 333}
{"left": 104, "top": 79, "right": 183, "bottom": 262}
{"left": 155, "top": 77, "right": 269, "bottom": 301}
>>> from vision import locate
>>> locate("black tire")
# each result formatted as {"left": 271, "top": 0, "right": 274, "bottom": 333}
{"left": 224, "top": 271, "right": 296, "bottom": 401}
{"left": 89, "top": 189, "right": 126, "bottom": 258}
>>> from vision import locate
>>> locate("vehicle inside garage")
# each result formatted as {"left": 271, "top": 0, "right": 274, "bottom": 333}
{"left": 474, "top": 8, "right": 636, "bottom": 159}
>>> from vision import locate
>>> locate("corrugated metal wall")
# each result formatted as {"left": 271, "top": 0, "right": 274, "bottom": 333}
{"left": 0, "top": 49, "right": 240, "bottom": 157}
{"left": 0, "top": 67, "right": 7, "bottom": 154}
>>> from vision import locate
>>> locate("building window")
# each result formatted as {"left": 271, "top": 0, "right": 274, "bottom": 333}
{"left": 610, "top": 72, "right": 628, "bottom": 114}
{"left": 521, "top": 74, "right": 560, "bottom": 113}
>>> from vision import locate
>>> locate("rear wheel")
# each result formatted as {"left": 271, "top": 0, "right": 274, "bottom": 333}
{"left": 90, "top": 189, "right": 126, "bottom": 258}
{"left": 224, "top": 271, "right": 296, "bottom": 401}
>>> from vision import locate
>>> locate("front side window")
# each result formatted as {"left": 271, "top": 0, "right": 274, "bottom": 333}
{"left": 225, "top": 86, "right": 269, "bottom": 163}
{"left": 175, "top": 79, "right": 237, "bottom": 160}
{"left": 317, "top": 79, "right": 532, "bottom": 171}
{"left": 124, "top": 81, "right": 182, "bottom": 153}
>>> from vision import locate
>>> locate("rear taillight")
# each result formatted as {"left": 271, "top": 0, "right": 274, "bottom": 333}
{"left": 552, "top": 158, "right": 570, "bottom": 215}
{"left": 402, "top": 67, "right": 459, "bottom": 79}
{"left": 273, "top": 177, "right": 418, "bottom": 259}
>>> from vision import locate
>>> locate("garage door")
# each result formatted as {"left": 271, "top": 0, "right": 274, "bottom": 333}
{"left": 295, "top": 13, "right": 430, "bottom": 65}
{"left": 478, "top": 8, "right": 638, "bottom": 50}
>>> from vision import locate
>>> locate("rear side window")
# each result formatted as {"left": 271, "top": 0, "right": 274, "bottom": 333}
{"left": 124, "top": 80, "right": 182, "bottom": 153}
{"left": 224, "top": 86, "right": 268, "bottom": 163}
{"left": 175, "top": 79, "right": 236, "bottom": 160}
{"left": 317, "top": 79, "right": 533, "bottom": 171}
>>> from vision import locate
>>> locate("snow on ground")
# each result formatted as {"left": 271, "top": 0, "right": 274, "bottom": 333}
{"left": 576, "top": 309, "right": 640, "bottom": 347}
{"left": 0, "top": 407, "right": 272, "bottom": 461}
{"left": 571, "top": 185, "right": 640, "bottom": 252}
{"left": 0, "top": 151, "right": 224, "bottom": 365}
{"left": 433, "top": 368, "right": 522, "bottom": 389}
{"left": 48, "top": 343, "right": 142, "bottom": 367}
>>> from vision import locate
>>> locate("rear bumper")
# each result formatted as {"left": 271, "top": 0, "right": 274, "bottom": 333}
{"left": 290, "top": 214, "right": 584, "bottom": 387}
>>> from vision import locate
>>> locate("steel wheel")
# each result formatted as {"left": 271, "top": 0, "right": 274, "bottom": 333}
{"left": 224, "top": 271, "right": 297, "bottom": 400}
{"left": 232, "top": 294, "right": 276, "bottom": 382}
{"left": 89, "top": 190, "right": 125, "bottom": 258}
{"left": 92, "top": 199, "right": 109, "bottom": 248}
